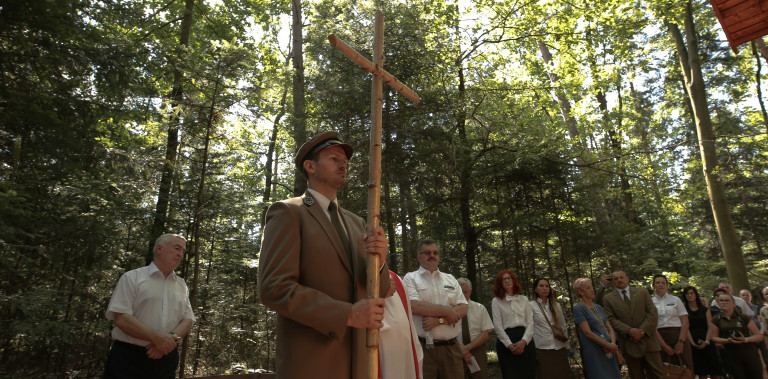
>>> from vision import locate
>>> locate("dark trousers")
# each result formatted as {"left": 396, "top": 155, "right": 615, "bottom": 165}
{"left": 496, "top": 327, "right": 536, "bottom": 379}
{"left": 463, "top": 345, "right": 488, "bottom": 379}
{"left": 104, "top": 340, "right": 179, "bottom": 379}
{"left": 721, "top": 343, "right": 763, "bottom": 379}
{"left": 657, "top": 327, "right": 694, "bottom": 371}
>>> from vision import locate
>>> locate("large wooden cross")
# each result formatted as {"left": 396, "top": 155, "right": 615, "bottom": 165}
{"left": 328, "top": 11, "right": 420, "bottom": 379}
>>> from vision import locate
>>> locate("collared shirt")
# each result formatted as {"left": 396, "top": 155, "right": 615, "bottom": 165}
{"left": 616, "top": 287, "right": 631, "bottom": 301}
{"left": 710, "top": 296, "right": 755, "bottom": 316}
{"left": 492, "top": 294, "right": 534, "bottom": 346}
{"left": 106, "top": 262, "right": 195, "bottom": 346}
{"left": 653, "top": 292, "right": 687, "bottom": 328}
{"left": 459, "top": 299, "right": 494, "bottom": 343}
{"left": 306, "top": 189, "right": 348, "bottom": 237}
{"left": 403, "top": 267, "right": 467, "bottom": 340}
{"left": 530, "top": 298, "right": 570, "bottom": 350}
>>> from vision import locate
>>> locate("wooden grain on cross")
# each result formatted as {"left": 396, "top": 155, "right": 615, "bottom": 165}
{"left": 328, "top": 11, "right": 420, "bottom": 379}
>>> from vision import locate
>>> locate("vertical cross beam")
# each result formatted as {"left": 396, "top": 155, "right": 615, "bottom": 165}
{"left": 328, "top": 11, "right": 420, "bottom": 379}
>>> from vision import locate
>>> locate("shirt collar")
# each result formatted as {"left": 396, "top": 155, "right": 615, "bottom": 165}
{"left": 616, "top": 286, "right": 630, "bottom": 295}
{"left": 148, "top": 261, "right": 177, "bottom": 279}
{"left": 417, "top": 266, "right": 440, "bottom": 276}
{"left": 306, "top": 188, "right": 333, "bottom": 211}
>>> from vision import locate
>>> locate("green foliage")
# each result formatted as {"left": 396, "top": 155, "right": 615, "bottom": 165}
{"left": 2, "top": 0, "right": 768, "bottom": 376}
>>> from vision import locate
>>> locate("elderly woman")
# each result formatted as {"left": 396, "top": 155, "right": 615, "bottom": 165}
{"left": 530, "top": 278, "right": 572, "bottom": 378}
{"left": 572, "top": 278, "right": 621, "bottom": 379}
{"left": 709, "top": 291, "right": 763, "bottom": 379}
{"left": 492, "top": 270, "right": 535, "bottom": 379}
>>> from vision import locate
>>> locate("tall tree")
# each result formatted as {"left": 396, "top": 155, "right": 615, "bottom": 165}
{"left": 291, "top": 0, "right": 308, "bottom": 196}
{"left": 148, "top": 0, "right": 196, "bottom": 261}
{"left": 665, "top": 0, "right": 748, "bottom": 291}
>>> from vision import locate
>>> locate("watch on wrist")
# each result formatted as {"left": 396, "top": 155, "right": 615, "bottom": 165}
{"left": 438, "top": 317, "right": 444, "bottom": 325}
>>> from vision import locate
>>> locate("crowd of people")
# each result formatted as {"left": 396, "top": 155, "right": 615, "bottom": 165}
{"left": 102, "top": 131, "right": 768, "bottom": 379}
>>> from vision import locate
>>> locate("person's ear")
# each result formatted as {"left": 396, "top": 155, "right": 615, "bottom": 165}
{"left": 303, "top": 160, "right": 315, "bottom": 175}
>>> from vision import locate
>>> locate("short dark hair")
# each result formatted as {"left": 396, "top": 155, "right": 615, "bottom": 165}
{"left": 416, "top": 239, "right": 437, "bottom": 254}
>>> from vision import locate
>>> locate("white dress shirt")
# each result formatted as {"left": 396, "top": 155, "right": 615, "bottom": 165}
{"left": 306, "top": 188, "right": 348, "bottom": 236}
{"left": 530, "top": 298, "right": 570, "bottom": 350}
{"left": 106, "top": 262, "right": 195, "bottom": 346}
{"left": 459, "top": 299, "right": 494, "bottom": 343}
{"left": 653, "top": 293, "right": 687, "bottom": 328}
{"left": 403, "top": 267, "right": 467, "bottom": 340}
{"left": 492, "top": 294, "right": 534, "bottom": 346}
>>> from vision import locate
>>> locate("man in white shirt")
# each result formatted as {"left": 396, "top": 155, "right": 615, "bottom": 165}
{"left": 404, "top": 239, "right": 468, "bottom": 379}
{"left": 457, "top": 277, "right": 493, "bottom": 379}
{"left": 104, "top": 234, "right": 195, "bottom": 379}
{"left": 651, "top": 274, "right": 693, "bottom": 371}
{"left": 710, "top": 282, "right": 754, "bottom": 317}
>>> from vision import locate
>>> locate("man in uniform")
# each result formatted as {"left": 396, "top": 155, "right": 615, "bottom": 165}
{"left": 258, "top": 131, "right": 391, "bottom": 379}
{"left": 404, "top": 239, "right": 467, "bottom": 379}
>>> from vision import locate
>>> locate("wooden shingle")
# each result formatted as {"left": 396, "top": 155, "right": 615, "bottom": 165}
{"left": 710, "top": 0, "right": 768, "bottom": 52}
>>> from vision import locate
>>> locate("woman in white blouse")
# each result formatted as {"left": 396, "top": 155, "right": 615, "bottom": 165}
{"left": 492, "top": 270, "right": 535, "bottom": 379}
{"left": 531, "top": 278, "right": 572, "bottom": 378}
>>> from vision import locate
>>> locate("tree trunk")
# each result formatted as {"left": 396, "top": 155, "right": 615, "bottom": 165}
{"left": 291, "top": 0, "right": 307, "bottom": 196}
{"left": 666, "top": 1, "right": 748, "bottom": 292}
{"left": 181, "top": 73, "right": 219, "bottom": 377}
{"left": 382, "top": 105, "right": 399, "bottom": 272}
{"left": 148, "top": 0, "right": 196, "bottom": 262}
{"left": 262, "top": 78, "right": 289, "bottom": 223}
{"left": 455, "top": 57, "right": 479, "bottom": 288}
{"left": 750, "top": 41, "right": 768, "bottom": 131}
{"left": 537, "top": 40, "right": 609, "bottom": 226}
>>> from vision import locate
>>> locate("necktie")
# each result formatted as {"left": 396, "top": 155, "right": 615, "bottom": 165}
{"left": 328, "top": 202, "right": 352, "bottom": 261}
{"left": 461, "top": 314, "right": 471, "bottom": 345}
{"left": 622, "top": 289, "right": 631, "bottom": 306}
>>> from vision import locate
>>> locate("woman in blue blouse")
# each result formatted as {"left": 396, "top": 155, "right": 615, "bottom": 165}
{"left": 572, "top": 277, "right": 621, "bottom": 379}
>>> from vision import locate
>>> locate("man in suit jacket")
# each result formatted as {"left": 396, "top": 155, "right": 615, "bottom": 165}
{"left": 258, "top": 131, "right": 391, "bottom": 379}
{"left": 603, "top": 270, "right": 664, "bottom": 379}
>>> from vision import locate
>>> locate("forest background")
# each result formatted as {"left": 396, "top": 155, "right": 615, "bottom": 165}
{"left": 2, "top": 0, "right": 768, "bottom": 377}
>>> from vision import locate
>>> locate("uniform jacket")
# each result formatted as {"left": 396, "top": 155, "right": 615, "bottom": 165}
{"left": 258, "top": 191, "right": 390, "bottom": 379}
{"left": 603, "top": 287, "right": 661, "bottom": 358}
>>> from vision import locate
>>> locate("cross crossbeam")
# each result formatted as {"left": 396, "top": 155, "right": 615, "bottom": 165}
{"left": 328, "top": 11, "right": 421, "bottom": 379}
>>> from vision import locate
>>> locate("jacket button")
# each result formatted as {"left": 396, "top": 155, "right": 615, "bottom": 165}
{"left": 329, "top": 332, "right": 336, "bottom": 338}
